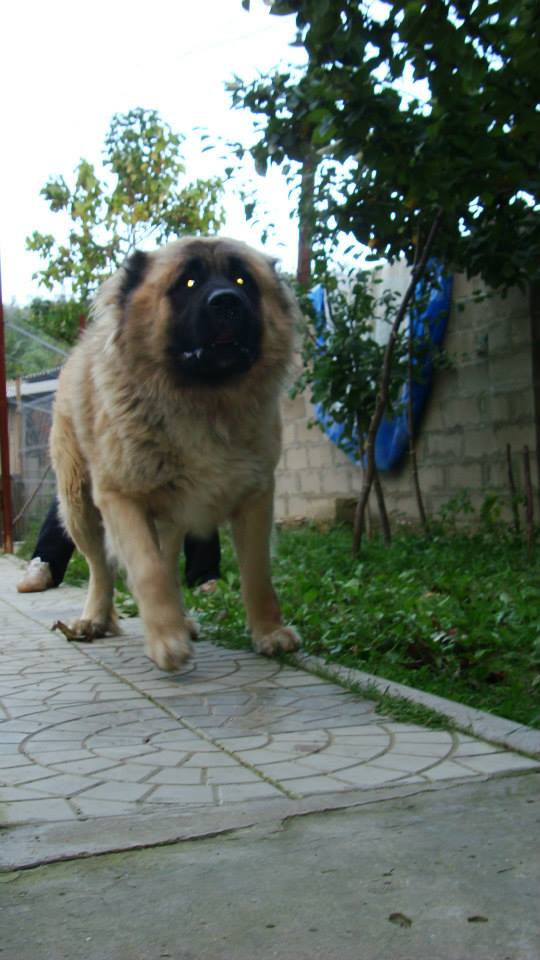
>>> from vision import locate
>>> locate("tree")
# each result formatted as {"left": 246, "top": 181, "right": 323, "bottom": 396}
{"left": 235, "top": 0, "right": 540, "bottom": 290}
{"left": 27, "top": 108, "right": 226, "bottom": 303}
{"left": 236, "top": 0, "right": 539, "bottom": 548}
{"left": 293, "top": 271, "right": 407, "bottom": 542}
{"left": 4, "top": 304, "right": 68, "bottom": 378}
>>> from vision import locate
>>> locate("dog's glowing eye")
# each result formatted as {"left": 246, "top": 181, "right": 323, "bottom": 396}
{"left": 235, "top": 277, "right": 245, "bottom": 286}
{"left": 186, "top": 278, "right": 196, "bottom": 288}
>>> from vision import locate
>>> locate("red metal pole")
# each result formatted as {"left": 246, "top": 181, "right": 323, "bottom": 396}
{"left": 0, "top": 259, "right": 14, "bottom": 552}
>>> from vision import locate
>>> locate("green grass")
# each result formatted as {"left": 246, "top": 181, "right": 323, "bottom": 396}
{"left": 185, "top": 522, "right": 540, "bottom": 729}
{"left": 18, "top": 517, "right": 540, "bottom": 729}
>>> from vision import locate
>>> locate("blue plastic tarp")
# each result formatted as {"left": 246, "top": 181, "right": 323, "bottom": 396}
{"left": 310, "top": 263, "right": 453, "bottom": 471}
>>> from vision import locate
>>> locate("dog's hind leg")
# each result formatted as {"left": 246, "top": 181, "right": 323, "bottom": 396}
{"left": 231, "top": 487, "right": 300, "bottom": 657}
{"left": 52, "top": 415, "right": 118, "bottom": 639}
{"left": 56, "top": 483, "right": 119, "bottom": 639}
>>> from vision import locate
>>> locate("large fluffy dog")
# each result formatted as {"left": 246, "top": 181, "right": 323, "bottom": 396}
{"left": 50, "top": 237, "right": 300, "bottom": 671}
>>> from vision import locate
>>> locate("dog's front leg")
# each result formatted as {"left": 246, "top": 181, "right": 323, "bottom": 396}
{"left": 96, "top": 491, "right": 193, "bottom": 671}
{"left": 231, "top": 487, "right": 300, "bottom": 657}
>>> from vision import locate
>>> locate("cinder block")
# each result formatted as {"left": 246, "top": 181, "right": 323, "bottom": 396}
{"left": 463, "top": 428, "right": 498, "bottom": 458}
{"left": 307, "top": 444, "right": 335, "bottom": 469}
{"left": 295, "top": 421, "right": 327, "bottom": 446}
{"left": 440, "top": 397, "right": 483, "bottom": 430}
{"left": 320, "top": 467, "right": 357, "bottom": 495}
{"left": 275, "top": 472, "right": 299, "bottom": 495}
{"left": 299, "top": 470, "right": 322, "bottom": 494}
{"left": 490, "top": 351, "right": 533, "bottom": 390}
{"left": 415, "top": 465, "right": 446, "bottom": 490}
{"left": 286, "top": 447, "right": 308, "bottom": 471}
{"left": 488, "top": 393, "right": 511, "bottom": 424}
{"left": 447, "top": 463, "right": 484, "bottom": 489}
{"left": 494, "top": 424, "right": 536, "bottom": 452}
{"left": 282, "top": 422, "right": 296, "bottom": 445}
{"left": 274, "top": 496, "right": 288, "bottom": 520}
{"left": 457, "top": 363, "right": 489, "bottom": 397}
{"left": 508, "top": 391, "right": 535, "bottom": 420}
{"left": 286, "top": 495, "right": 330, "bottom": 520}
{"left": 281, "top": 393, "right": 306, "bottom": 419}
{"left": 488, "top": 319, "right": 514, "bottom": 355}
{"left": 428, "top": 431, "right": 464, "bottom": 459}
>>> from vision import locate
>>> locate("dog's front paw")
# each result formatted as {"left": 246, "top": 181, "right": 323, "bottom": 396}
{"left": 253, "top": 626, "right": 301, "bottom": 657}
{"left": 145, "top": 628, "right": 194, "bottom": 672}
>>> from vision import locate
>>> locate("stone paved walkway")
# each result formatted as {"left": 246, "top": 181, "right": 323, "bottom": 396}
{"left": 1, "top": 554, "right": 539, "bottom": 840}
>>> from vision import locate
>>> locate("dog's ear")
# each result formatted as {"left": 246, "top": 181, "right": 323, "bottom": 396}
{"left": 118, "top": 250, "right": 148, "bottom": 307}
{"left": 109, "top": 250, "right": 148, "bottom": 346}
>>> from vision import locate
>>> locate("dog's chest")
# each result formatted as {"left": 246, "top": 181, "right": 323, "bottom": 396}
{"left": 112, "top": 409, "right": 271, "bottom": 507}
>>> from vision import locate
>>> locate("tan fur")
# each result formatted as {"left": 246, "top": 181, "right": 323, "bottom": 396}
{"left": 50, "top": 237, "right": 300, "bottom": 670}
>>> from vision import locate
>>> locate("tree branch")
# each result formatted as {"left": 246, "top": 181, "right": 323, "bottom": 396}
{"left": 352, "top": 208, "right": 443, "bottom": 554}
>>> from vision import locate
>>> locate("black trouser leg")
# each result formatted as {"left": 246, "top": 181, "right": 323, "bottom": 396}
{"left": 32, "top": 497, "right": 75, "bottom": 587}
{"left": 184, "top": 531, "right": 221, "bottom": 588}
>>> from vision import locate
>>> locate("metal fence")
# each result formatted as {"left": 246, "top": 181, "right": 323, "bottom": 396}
{"left": 9, "top": 385, "right": 57, "bottom": 541}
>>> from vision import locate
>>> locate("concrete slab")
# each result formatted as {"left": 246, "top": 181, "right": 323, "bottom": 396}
{"left": 1, "top": 552, "right": 539, "bottom": 878}
{"left": 1, "top": 774, "right": 539, "bottom": 960}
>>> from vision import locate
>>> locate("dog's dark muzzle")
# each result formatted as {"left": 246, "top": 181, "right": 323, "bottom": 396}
{"left": 205, "top": 288, "right": 252, "bottom": 343}
{"left": 169, "top": 282, "right": 262, "bottom": 385}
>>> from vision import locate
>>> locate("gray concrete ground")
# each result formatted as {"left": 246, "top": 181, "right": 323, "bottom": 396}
{"left": 1, "top": 553, "right": 540, "bottom": 958}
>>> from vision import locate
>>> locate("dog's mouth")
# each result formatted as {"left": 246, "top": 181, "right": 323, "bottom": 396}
{"left": 174, "top": 337, "right": 259, "bottom": 382}
{"left": 167, "top": 284, "right": 262, "bottom": 384}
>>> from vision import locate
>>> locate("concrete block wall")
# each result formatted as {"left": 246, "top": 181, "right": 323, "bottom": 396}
{"left": 275, "top": 274, "right": 538, "bottom": 524}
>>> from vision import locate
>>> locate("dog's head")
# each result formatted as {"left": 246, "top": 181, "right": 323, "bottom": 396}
{"left": 102, "top": 237, "right": 297, "bottom": 389}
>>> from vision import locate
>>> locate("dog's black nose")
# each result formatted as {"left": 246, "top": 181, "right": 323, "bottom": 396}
{"left": 206, "top": 288, "right": 246, "bottom": 321}
{"left": 205, "top": 289, "right": 250, "bottom": 343}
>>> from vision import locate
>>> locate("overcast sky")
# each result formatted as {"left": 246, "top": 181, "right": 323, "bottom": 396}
{"left": 1, "top": 0, "right": 306, "bottom": 303}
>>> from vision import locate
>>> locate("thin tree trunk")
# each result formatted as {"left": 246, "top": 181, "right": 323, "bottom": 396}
{"left": 523, "top": 445, "right": 534, "bottom": 551}
{"left": 297, "top": 154, "right": 315, "bottom": 286}
{"left": 353, "top": 209, "right": 443, "bottom": 555}
{"left": 407, "top": 310, "right": 428, "bottom": 531}
{"left": 373, "top": 466, "right": 392, "bottom": 544}
{"left": 506, "top": 443, "right": 520, "bottom": 534}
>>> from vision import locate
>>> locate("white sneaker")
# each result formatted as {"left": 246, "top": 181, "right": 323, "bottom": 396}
{"left": 194, "top": 578, "right": 219, "bottom": 596}
{"left": 17, "top": 557, "right": 54, "bottom": 593}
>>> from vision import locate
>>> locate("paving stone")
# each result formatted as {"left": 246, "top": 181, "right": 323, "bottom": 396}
{"left": 367, "top": 754, "right": 445, "bottom": 773}
{"left": 78, "top": 781, "right": 153, "bottom": 802}
{"left": 23, "top": 773, "right": 100, "bottom": 796}
{"left": 456, "top": 752, "right": 540, "bottom": 774}
{"left": 2, "top": 553, "right": 540, "bottom": 834}
{"left": 283, "top": 775, "right": 353, "bottom": 795}
{"left": 129, "top": 750, "right": 190, "bottom": 767}
{"left": 420, "top": 761, "right": 483, "bottom": 781}
{"left": 217, "top": 782, "right": 285, "bottom": 802}
{"left": 1, "top": 798, "right": 77, "bottom": 824}
{"left": 74, "top": 797, "right": 148, "bottom": 818}
{"left": 206, "top": 767, "right": 265, "bottom": 785}
{"left": 0, "top": 786, "right": 56, "bottom": 801}
{"left": 0, "top": 754, "right": 34, "bottom": 769}
{"left": 51, "top": 757, "right": 120, "bottom": 776}
{"left": 148, "top": 784, "right": 216, "bottom": 804}
{"left": 183, "top": 752, "right": 241, "bottom": 768}
{"left": 453, "top": 740, "right": 501, "bottom": 756}
{"left": 0, "top": 766, "right": 62, "bottom": 786}
{"left": 331, "top": 766, "right": 406, "bottom": 787}
{"left": 146, "top": 767, "right": 204, "bottom": 785}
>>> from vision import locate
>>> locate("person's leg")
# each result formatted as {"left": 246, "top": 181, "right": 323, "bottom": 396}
{"left": 184, "top": 531, "right": 221, "bottom": 589}
{"left": 18, "top": 497, "right": 75, "bottom": 592}
{"left": 33, "top": 497, "right": 76, "bottom": 585}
